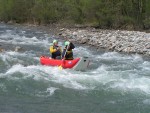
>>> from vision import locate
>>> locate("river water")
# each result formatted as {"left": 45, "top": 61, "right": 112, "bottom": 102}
{"left": 0, "top": 24, "right": 150, "bottom": 113}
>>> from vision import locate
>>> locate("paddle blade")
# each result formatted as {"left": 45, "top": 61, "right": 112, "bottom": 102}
{"left": 58, "top": 65, "right": 63, "bottom": 70}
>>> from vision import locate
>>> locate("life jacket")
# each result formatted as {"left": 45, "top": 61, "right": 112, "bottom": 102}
{"left": 62, "top": 49, "right": 73, "bottom": 60}
{"left": 62, "top": 43, "right": 75, "bottom": 60}
{"left": 50, "top": 45, "right": 61, "bottom": 59}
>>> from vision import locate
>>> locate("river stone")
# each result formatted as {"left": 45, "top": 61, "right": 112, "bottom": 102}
{"left": 80, "top": 38, "right": 88, "bottom": 44}
{"left": 60, "top": 28, "right": 150, "bottom": 56}
{"left": 0, "top": 48, "right": 4, "bottom": 52}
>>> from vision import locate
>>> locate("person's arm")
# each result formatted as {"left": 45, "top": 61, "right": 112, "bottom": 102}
{"left": 50, "top": 46, "right": 57, "bottom": 53}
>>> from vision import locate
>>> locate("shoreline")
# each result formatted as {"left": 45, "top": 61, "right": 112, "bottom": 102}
{"left": 0, "top": 22, "right": 150, "bottom": 57}
{"left": 58, "top": 28, "right": 150, "bottom": 57}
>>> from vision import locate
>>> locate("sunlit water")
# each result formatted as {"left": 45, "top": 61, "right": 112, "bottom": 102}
{"left": 0, "top": 24, "right": 150, "bottom": 113}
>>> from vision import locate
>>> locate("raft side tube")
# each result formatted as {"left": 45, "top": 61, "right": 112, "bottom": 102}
{"left": 40, "top": 56, "right": 80, "bottom": 69}
{"left": 73, "top": 57, "right": 90, "bottom": 71}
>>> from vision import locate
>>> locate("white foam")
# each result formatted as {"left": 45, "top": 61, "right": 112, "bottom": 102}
{"left": 0, "top": 32, "right": 51, "bottom": 47}
{"left": 143, "top": 99, "right": 150, "bottom": 105}
{"left": 6, "top": 64, "right": 24, "bottom": 75}
{"left": 1, "top": 27, "right": 150, "bottom": 95}
{"left": 1, "top": 48, "right": 150, "bottom": 94}
{"left": 109, "top": 75, "right": 150, "bottom": 94}
{"left": 0, "top": 51, "right": 38, "bottom": 68}
{"left": 46, "top": 87, "right": 59, "bottom": 96}
{"left": 34, "top": 87, "right": 59, "bottom": 97}
{"left": 0, "top": 83, "right": 7, "bottom": 92}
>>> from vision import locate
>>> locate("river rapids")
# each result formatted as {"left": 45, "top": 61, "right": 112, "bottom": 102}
{"left": 0, "top": 24, "right": 150, "bottom": 113}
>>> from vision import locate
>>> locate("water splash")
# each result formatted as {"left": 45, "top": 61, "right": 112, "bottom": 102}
{"left": 0, "top": 24, "right": 150, "bottom": 97}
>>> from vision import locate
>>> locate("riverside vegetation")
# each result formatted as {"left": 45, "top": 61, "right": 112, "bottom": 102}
{"left": 0, "top": 0, "right": 150, "bottom": 30}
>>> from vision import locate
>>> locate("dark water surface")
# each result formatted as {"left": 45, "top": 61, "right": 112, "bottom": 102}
{"left": 0, "top": 23, "right": 150, "bottom": 113}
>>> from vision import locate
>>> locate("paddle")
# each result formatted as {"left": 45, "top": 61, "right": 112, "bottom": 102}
{"left": 58, "top": 42, "right": 70, "bottom": 70}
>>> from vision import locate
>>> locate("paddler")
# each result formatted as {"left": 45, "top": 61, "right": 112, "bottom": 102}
{"left": 62, "top": 41, "right": 75, "bottom": 60}
{"left": 50, "top": 39, "right": 62, "bottom": 59}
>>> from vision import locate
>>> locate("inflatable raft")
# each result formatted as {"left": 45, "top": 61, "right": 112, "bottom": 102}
{"left": 40, "top": 56, "right": 90, "bottom": 71}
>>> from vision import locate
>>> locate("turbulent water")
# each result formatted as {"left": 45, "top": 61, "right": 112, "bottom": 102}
{"left": 0, "top": 24, "right": 150, "bottom": 113}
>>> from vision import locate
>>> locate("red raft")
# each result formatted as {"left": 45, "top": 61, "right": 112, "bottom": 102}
{"left": 40, "top": 56, "right": 80, "bottom": 69}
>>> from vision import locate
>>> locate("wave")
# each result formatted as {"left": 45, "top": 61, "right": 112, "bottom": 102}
{"left": 0, "top": 25, "right": 150, "bottom": 97}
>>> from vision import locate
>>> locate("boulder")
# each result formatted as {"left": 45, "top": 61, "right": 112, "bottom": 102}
{"left": 0, "top": 48, "right": 4, "bottom": 52}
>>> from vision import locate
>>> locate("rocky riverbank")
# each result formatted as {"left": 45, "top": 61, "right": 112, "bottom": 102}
{"left": 58, "top": 28, "right": 150, "bottom": 56}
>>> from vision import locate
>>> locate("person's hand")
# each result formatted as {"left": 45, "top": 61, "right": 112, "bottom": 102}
{"left": 57, "top": 47, "right": 61, "bottom": 50}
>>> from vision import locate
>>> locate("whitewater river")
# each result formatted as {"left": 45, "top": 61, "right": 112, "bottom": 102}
{"left": 0, "top": 23, "right": 150, "bottom": 113}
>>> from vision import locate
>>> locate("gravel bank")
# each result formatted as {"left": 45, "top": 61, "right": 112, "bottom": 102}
{"left": 59, "top": 28, "right": 150, "bottom": 56}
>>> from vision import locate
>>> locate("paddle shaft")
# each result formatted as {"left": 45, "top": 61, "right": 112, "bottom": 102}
{"left": 62, "top": 44, "right": 70, "bottom": 59}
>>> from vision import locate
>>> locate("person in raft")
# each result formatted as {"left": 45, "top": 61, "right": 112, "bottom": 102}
{"left": 50, "top": 39, "right": 62, "bottom": 59}
{"left": 62, "top": 41, "right": 75, "bottom": 60}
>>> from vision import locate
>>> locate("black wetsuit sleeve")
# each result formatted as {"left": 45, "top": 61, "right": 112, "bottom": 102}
{"left": 70, "top": 43, "right": 75, "bottom": 49}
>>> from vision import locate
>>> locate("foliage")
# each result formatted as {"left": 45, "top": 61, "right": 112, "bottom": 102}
{"left": 0, "top": 0, "right": 149, "bottom": 29}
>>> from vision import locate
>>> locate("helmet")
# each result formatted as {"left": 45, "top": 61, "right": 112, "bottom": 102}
{"left": 53, "top": 39, "right": 58, "bottom": 44}
{"left": 65, "top": 41, "right": 70, "bottom": 46}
